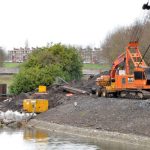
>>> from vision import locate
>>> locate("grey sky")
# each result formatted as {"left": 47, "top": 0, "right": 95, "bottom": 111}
{"left": 0, "top": 0, "right": 148, "bottom": 50}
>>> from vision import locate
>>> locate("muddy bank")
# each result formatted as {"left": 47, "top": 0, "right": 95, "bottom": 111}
{"left": 27, "top": 119, "right": 150, "bottom": 148}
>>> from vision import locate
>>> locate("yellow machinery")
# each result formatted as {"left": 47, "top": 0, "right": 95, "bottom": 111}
{"left": 23, "top": 86, "right": 49, "bottom": 113}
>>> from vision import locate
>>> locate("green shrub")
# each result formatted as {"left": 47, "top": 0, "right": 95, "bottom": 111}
{"left": 10, "top": 44, "right": 83, "bottom": 94}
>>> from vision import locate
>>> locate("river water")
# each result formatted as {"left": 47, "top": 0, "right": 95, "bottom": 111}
{"left": 0, "top": 127, "right": 149, "bottom": 150}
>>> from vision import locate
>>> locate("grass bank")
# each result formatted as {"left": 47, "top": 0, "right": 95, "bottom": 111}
{"left": 83, "top": 63, "right": 109, "bottom": 70}
{"left": 3, "top": 62, "right": 20, "bottom": 68}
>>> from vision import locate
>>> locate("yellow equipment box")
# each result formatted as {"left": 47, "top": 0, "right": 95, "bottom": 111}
{"left": 23, "top": 99, "right": 48, "bottom": 113}
{"left": 38, "top": 85, "right": 46, "bottom": 93}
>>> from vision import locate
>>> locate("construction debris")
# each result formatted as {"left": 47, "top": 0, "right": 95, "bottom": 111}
{"left": 61, "top": 85, "right": 89, "bottom": 94}
{"left": 0, "top": 110, "right": 36, "bottom": 128}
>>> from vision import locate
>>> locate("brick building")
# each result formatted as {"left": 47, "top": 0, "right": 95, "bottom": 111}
{"left": 8, "top": 47, "right": 36, "bottom": 62}
{"left": 79, "top": 47, "right": 107, "bottom": 64}
{"left": 8, "top": 46, "right": 107, "bottom": 64}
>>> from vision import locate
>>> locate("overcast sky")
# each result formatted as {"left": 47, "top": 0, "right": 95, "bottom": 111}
{"left": 0, "top": 0, "right": 148, "bottom": 50}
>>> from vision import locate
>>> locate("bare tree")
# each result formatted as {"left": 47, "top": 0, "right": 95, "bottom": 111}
{"left": 101, "top": 15, "right": 150, "bottom": 66}
{"left": 101, "top": 27, "right": 130, "bottom": 65}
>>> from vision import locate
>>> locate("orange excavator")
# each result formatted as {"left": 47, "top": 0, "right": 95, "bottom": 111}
{"left": 95, "top": 2, "right": 150, "bottom": 99}
{"left": 96, "top": 42, "right": 150, "bottom": 99}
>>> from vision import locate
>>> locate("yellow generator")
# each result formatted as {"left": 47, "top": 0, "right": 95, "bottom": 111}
{"left": 23, "top": 99, "right": 48, "bottom": 113}
{"left": 23, "top": 86, "right": 49, "bottom": 113}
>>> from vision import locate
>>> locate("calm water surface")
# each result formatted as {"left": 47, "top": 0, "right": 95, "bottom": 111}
{"left": 0, "top": 127, "right": 149, "bottom": 150}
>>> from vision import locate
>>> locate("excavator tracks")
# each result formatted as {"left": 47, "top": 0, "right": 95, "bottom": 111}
{"left": 96, "top": 87, "right": 150, "bottom": 99}
{"left": 114, "top": 90, "right": 150, "bottom": 100}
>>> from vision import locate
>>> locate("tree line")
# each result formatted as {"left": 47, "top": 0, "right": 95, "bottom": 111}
{"left": 0, "top": 47, "right": 6, "bottom": 67}
{"left": 101, "top": 13, "right": 150, "bottom": 66}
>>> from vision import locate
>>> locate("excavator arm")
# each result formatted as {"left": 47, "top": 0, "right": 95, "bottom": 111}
{"left": 110, "top": 52, "right": 126, "bottom": 79}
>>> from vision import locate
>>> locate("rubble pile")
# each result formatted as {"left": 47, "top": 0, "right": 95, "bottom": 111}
{"left": 0, "top": 73, "right": 102, "bottom": 113}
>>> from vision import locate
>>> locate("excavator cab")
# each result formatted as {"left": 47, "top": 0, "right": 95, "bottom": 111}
{"left": 134, "top": 68, "right": 146, "bottom": 80}
{"left": 133, "top": 67, "right": 150, "bottom": 89}
{"left": 134, "top": 67, "right": 150, "bottom": 81}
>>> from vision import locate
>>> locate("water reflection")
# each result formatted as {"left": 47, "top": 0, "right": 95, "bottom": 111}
{"left": 23, "top": 128, "right": 99, "bottom": 150}
{"left": 0, "top": 127, "right": 150, "bottom": 150}
{"left": 24, "top": 127, "right": 49, "bottom": 140}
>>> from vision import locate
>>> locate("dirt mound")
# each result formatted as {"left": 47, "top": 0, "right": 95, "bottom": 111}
{"left": 0, "top": 84, "right": 85, "bottom": 112}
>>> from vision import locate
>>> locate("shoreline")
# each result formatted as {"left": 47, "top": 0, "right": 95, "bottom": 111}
{"left": 27, "top": 119, "right": 150, "bottom": 148}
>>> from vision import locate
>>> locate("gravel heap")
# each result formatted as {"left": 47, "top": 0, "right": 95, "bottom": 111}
{"left": 36, "top": 94, "right": 150, "bottom": 137}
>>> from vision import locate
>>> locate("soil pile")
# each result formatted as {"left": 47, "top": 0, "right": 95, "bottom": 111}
{"left": 0, "top": 93, "right": 30, "bottom": 112}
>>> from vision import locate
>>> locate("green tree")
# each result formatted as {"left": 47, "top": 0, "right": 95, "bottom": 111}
{"left": 10, "top": 44, "right": 83, "bottom": 94}
{"left": 0, "top": 47, "right": 6, "bottom": 67}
